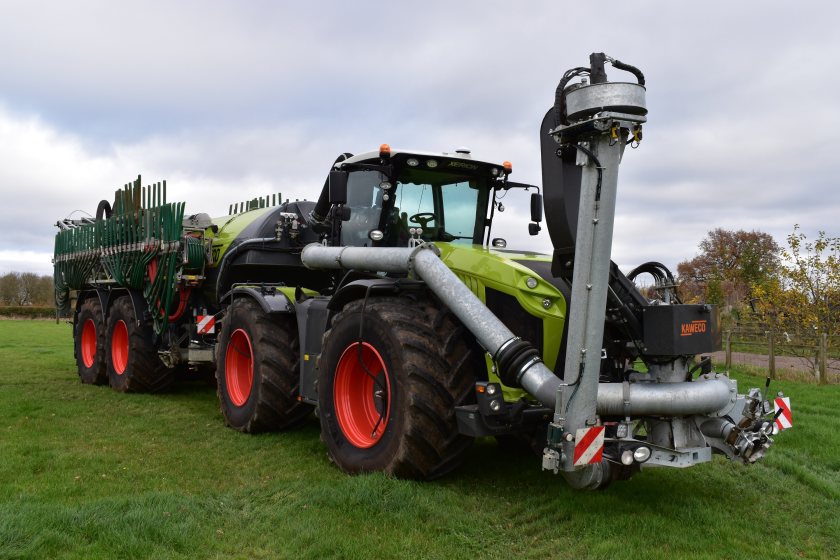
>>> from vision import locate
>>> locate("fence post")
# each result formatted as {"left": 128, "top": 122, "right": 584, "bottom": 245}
{"left": 819, "top": 332, "right": 828, "bottom": 385}
{"left": 768, "top": 329, "right": 776, "bottom": 380}
{"left": 725, "top": 330, "right": 732, "bottom": 370}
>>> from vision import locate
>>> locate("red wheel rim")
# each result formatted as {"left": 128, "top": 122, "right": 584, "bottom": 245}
{"left": 334, "top": 342, "right": 391, "bottom": 449}
{"left": 81, "top": 319, "right": 97, "bottom": 368}
{"left": 111, "top": 320, "right": 129, "bottom": 375}
{"left": 225, "top": 329, "right": 254, "bottom": 407}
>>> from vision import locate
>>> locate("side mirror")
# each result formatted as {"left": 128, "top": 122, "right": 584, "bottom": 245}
{"left": 530, "top": 193, "right": 543, "bottom": 223}
{"left": 336, "top": 206, "right": 352, "bottom": 222}
{"left": 329, "top": 170, "right": 348, "bottom": 204}
{"left": 528, "top": 223, "right": 541, "bottom": 236}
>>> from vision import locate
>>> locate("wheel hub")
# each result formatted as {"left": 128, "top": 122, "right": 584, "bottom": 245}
{"left": 111, "top": 320, "right": 129, "bottom": 375}
{"left": 81, "top": 318, "right": 97, "bottom": 368}
{"left": 334, "top": 342, "right": 391, "bottom": 449}
{"left": 225, "top": 329, "right": 254, "bottom": 406}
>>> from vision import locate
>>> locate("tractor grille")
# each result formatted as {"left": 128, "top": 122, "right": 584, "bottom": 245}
{"left": 484, "top": 288, "right": 544, "bottom": 354}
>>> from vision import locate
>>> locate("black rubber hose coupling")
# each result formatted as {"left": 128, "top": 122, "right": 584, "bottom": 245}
{"left": 494, "top": 337, "right": 543, "bottom": 388}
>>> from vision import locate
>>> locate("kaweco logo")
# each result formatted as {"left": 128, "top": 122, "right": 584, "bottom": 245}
{"left": 680, "top": 320, "right": 707, "bottom": 337}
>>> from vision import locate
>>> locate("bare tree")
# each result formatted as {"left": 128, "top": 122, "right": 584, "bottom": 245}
{"left": 0, "top": 273, "right": 21, "bottom": 305}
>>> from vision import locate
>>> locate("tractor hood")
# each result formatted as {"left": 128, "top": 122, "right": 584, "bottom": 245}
{"left": 436, "top": 243, "right": 568, "bottom": 305}
{"left": 434, "top": 243, "right": 569, "bottom": 375}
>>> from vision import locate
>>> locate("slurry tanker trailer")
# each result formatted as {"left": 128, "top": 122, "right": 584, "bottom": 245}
{"left": 53, "top": 53, "right": 786, "bottom": 488}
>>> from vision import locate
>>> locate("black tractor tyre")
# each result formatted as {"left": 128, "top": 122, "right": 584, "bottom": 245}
{"left": 318, "top": 296, "right": 481, "bottom": 480}
{"left": 74, "top": 297, "right": 108, "bottom": 385}
{"left": 106, "top": 295, "right": 174, "bottom": 393}
{"left": 215, "top": 297, "right": 312, "bottom": 433}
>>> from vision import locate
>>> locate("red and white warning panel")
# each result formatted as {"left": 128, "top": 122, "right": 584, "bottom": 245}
{"left": 774, "top": 397, "right": 792, "bottom": 431}
{"left": 196, "top": 315, "right": 216, "bottom": 335}
{"left": 573, "top": 426, "right": 605, "bottom": 466}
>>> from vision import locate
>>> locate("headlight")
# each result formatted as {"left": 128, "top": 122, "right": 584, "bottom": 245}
{"left": 633, "top": 446, "right": 651, "bottom": 463}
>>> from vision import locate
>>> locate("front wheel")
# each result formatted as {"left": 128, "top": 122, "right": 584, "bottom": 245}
{"left": 215, "top": 298, "right": 311, "bottom": 432}
{"left": 318, "top": 296, "right": 479, "bottom": 480}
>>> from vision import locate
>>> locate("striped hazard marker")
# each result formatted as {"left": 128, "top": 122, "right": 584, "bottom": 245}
{"left": 197, "top": 315, "right": 216, "bottom": 335}
{"left": 573, "top": 426, "right": 605, "bottom": 467}
{"left": 774, "top": 397, "right": 792, "bottom": 431}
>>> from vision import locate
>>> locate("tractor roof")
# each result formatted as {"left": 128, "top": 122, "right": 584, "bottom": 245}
{"left": 341, "top": 148, "right": 508, "bottom": 172}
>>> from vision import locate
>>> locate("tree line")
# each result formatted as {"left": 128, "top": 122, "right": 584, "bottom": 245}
{"left": 0, "top": 272, "right": 54, "bottom": 306}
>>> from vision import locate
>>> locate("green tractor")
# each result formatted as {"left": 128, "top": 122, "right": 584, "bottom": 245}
{"left": 54, "top": 53, "right": 785, "bottom": 488}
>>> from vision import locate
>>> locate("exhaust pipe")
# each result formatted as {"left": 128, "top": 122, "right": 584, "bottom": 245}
{"left": 301, "top": 243, "right": 733, "bottom": 417}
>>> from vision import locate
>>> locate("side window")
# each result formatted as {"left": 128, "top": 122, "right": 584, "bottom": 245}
{"left": 346, "top": 170, "right": 382, "bottom": 207}
{"left": 340, "top": 170, "right": 384, "bottom": 247}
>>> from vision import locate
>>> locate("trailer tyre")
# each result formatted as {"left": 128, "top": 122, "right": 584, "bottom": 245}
{"left": 75, "top": 297, "right": 108, "bottom": 385}
{"left": 106, "top": 295, "right": 174, "bottom": 393}
{"left": 318, "top": 296, "right": 479, "bottom": 480}
{"left": 216, "top": 298, "right": 311, "bottom": 432}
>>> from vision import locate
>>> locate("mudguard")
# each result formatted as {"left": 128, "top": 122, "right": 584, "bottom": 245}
{"left": 328, "top": 278, "right": 426, "bottom": 312}
{"left": 221, "top": 286, "right": 294, "bottom": 314}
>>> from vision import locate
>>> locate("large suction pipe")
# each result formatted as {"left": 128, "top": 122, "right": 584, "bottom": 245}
{"left": 301, "top": 244, "right": 733, "bottom": 416}
{"left": 597, "top": 380, "right": 733, "bottom": 416}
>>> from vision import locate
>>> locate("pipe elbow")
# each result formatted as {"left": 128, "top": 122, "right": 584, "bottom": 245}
{"left": 596, "top": 379, "right": 734, "bottom": 417}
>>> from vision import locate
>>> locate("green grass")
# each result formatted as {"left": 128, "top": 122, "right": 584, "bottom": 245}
{"left": 1, "top": 320, "right": 838, "bottom": 560}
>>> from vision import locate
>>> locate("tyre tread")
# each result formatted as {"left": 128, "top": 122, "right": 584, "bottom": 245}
{"left": 216, "top": 298, "right": 311, "bottom": 433}
{"left": 321, "top": 295, "right": 482, "bottom": 480}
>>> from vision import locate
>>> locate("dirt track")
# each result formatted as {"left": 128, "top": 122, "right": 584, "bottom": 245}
{"left": 709, "top": 351, "right": 840, "bottom": 381}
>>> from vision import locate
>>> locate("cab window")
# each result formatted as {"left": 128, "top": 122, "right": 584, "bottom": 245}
{"left": 386, "top": 176, "right": 479, "bottom": 245}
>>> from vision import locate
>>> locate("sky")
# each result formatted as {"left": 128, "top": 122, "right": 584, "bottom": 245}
{"left": 1, "top": 1, "right": 837, "bottom": 277}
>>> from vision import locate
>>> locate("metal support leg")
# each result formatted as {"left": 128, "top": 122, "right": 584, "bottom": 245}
{"left": 557, "top": 134, "right": 623, "bottom": 471}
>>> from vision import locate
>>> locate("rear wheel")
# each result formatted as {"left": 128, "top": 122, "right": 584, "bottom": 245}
{"left": 106, "top": 295, "right": 174, "bottom": 392}
{"left": 318, "top": 296, "right": 479, "bottom": 480}
{"left": 74, "top": 297, "right": 107, "bottom": 385}
{"left": 216, "top": 298, "right": 311, "bottom": 432}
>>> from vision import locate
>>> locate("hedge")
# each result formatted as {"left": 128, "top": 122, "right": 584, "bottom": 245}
{"left": 0, "top": 306, "right": 56, "bottom": 319}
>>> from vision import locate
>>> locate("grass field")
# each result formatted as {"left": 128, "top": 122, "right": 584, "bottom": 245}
{"left": 1, "top": 320, "right": 838, "bottom": 560}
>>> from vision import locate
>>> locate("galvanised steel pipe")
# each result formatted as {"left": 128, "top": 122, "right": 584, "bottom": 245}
{"left": 596, "top": 380, "right": 733, "bottom": 417}
{"left": 301, "top": 243, "right": 733, "bottom": 417}
{"left": 302, "top": 244, "right": 560, "bottom": 402}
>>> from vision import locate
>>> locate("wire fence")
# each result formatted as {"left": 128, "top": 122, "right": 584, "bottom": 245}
{"left": 711, "top": 326, "right": 839, "bottom": 384}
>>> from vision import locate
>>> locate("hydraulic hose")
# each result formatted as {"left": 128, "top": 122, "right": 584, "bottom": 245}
{"left": 610, "top": 58, "right": 645, "bottom": 85}
{"left": 95, "top": 200, "right": 112, "bottom": 221}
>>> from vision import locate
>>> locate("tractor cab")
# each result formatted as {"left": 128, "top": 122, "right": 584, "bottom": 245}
{"left": 327, "top": 147, "right": 540, "bottom": 248}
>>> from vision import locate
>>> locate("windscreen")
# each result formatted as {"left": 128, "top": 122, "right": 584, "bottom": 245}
{"left": 386, "top": 168, "right": 482, "bottom": 245}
